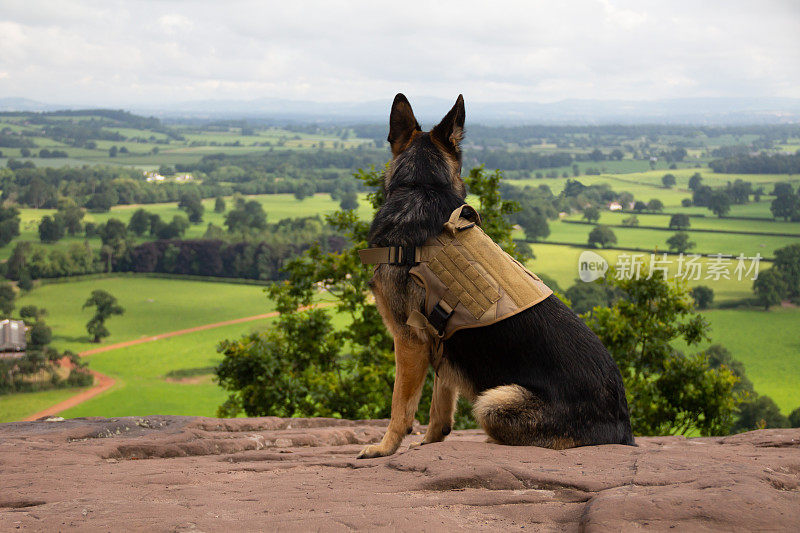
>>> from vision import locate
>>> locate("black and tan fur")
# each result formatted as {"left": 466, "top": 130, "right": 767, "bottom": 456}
{"left": 357, "top": 94, "right": 633, "bottom": 459}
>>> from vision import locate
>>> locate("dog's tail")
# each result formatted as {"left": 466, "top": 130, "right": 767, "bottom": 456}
{"left": 473, "top": 384, "right": 574, "bottom": 448}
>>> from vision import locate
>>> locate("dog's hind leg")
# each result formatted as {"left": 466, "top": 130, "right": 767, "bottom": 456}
{"left": 358, "top": 337, "right": 429, "bottom": 459}
{"left": 421, "top": 373, "right": 458, "bottom": 445}
{"left": 473, "top": 385, "right": 576, "bottom": 449}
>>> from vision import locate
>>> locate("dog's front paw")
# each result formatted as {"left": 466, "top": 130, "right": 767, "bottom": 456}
{"left": 357, "top": 444, "right": 393, "bottom": 459}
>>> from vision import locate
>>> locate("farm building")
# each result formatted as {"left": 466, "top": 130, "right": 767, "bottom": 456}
{"left": 0, "top": 319, "right": 26, "bottom": 358}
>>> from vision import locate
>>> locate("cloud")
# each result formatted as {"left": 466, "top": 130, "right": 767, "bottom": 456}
{"left": 0, "top": 0, "right": 798, "bottom": 106}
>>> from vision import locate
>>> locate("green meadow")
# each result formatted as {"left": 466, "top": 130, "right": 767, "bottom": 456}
{"left": 0, "top": 387, "right": 85, "bottom": 423}
{"left": 16, "top": 277, "right": 275, "bottom": 354}
{"left": 527, "top": 243, "right": 758, "bottom": 302}
{"left": 537, "top": 219, "right": 796, "bottom": 258}
{"left": 58, "top": 321, "right": 271, "bottom": 420}
{"left": 566, "top": 210, "right": 800, "bottom": 235}
{"left": 690, "top": 308, "right": 800, "bottom": 414}
{"left": 0, "top": 193, "right": 373, "bottom": 260}
{"left": 2, "top": 110, "right": 799, "bottom": 426}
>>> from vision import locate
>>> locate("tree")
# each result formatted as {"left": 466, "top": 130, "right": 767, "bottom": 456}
{"left": 225, "top": 200, "right": 268, "bottom": 233}
{"left": 588, "top": 225, "right": 617, "bottom": 248}
{"left": 728, "top": 180, "right": 752, "bottom": 205}
{"left": 666, "top": 232, "right": 695, "bottom": 253}
{"left": 733, "top": 396, "right": 789, "bottom": 432}
{"left": 214, "top": 197, "right": 226, "bottom": 213}
{"left": 668, "top": 214, "right": 690, "bottom": 230}
{"left": 517, "top": 207, "right": 550, "bottom": 242}
{"left": 339, "top": 190, "right": 359, "bottom": 211}
{"left": 690, "top": 286, "right": 714, "bottom": 310}
{"left": 28, "top": 321, "right": 52, "bottom": 348}
{"left": 127, "top": 208, "right": 151, "bottom": 237}
{"left": 19, "top": 305, "right": 46, "bottom": 325}
{"left": 703, "top": 344, "right": 752, "bottom": 394}
{"left": 790, "top": 407, "right": 800, "bottom": 428}
{"left": 564, "top": 281, "right": 618, "bottom": 315}
{"left": 178, "top": 190, "right": 204, "bottom": 223}
{"left": 661, "top": 174, "right": 676, "bottom": 188}
{"left": 99, "top": 218, "right": 127, "bottom": 246}
{"left": 87, "top": 190, "right": 117, "bottom": 212}
{"left": 708, "top": 191, "right": 731, "bottom": 217}
{"left": 38, "top": 215, "right": 65, "bottom": 243}
{"left": 582, "top": 206, "right": 600, "bottom": 223}
{"left": 772, "top": 244, "right": 800, "bottom": 298}
{"left": 647, "top": 198, "right": 664, "bottom": 212}
{"left": 585, "top": 274, "right": 741, "bottom": 436}
{"left": 753, "top": 268, "right": 787, "bottom": 310}
{"left": 83, "top": 290, "right": 125, "bottom": 343}
{"left": 770, "top": 194, "right": 799, "bottom": 221}
{"left": 158, "top": 165, "right": 175, "bottom": 177}
{"left": 17, "top": 270, "right": 34, "bottom": 292}
{"left": 463, "top": 166, "right": 526, "bottom": 261}
{"left": 772, "top": 182, "right": 794, "bottom": 198}
{"left": 56, "top": 199, "right": 85, "bottom": 236}
{"left": 633, "top": 200, "right": 647, "bottom": 213}
{"left": 293, "top": 180, "right": 316, "bottom": 201}
{"left": 157, "top": 215, "right": 190, "bottom": 239}
{"left": 108, "top": 145, "right": 118, "bottom": 157}
{"left": 702, "top": 345, "right": 787, "bottom": 432}
{"left": 0, "top": 282, "right": 15, "bottom": 318}
{"left": 688, "top": 173, "right": 703, "bottom": 191}
{"left": 0, "top": 206, "right": 21, "bottom": 247}
{"left": 692, "top": 185, "right": 713, "bottom": 207}
{"left": 622, "top": 215, "right": 639, "bottom": 227}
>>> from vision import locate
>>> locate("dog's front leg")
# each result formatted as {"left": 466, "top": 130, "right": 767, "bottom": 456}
{"left": 357, "top": 337, "right": 428, "bottom": 459}
{"left": 421, "top": 373, "right": 457, "bottom": 444}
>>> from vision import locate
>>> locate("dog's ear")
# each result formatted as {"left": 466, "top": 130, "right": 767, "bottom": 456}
{"left": 431, "top": 94, "right": 465, "bottom": 155}
{"left": 388, "top": 93, "right": 421, "bottom": 156}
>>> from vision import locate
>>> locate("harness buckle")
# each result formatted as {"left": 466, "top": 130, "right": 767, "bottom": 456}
{"left": 428, "top": 302, "right": 454, "bottom": 336}
{"left": 389, "top": 245, "right": 417, "bottom": 266}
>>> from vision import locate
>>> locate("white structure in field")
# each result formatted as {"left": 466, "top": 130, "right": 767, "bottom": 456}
{"left": 0, "top": 319, "right": 26, "bottom": 358}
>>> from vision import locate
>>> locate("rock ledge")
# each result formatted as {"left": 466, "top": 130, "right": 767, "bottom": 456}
{"left": 2, "top": 416, "right": 799, "bottom": 531}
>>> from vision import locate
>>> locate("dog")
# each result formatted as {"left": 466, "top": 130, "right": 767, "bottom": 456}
{"left": 357, "top": 94, "right": 634, "bottom": 459}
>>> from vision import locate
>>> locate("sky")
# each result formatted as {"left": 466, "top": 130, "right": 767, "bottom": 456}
{"left": 0, "top": 0, "right": 799, "bottom": 106}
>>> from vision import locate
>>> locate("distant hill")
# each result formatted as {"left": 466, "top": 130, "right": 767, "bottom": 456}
{"left": 2, "top": 96, "right": 800, "bottom": 125}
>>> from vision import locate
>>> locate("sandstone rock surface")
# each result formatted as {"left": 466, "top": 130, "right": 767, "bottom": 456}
{"left": 1, "top": 416, "right": 799, "bottom": 531}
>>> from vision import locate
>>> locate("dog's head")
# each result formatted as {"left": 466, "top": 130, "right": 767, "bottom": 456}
{"left": 384, "top": 93, "right": 466, "bottom": 199}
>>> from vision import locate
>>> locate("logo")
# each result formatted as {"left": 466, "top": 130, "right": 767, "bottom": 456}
{"left": 578, "top": 251, "right": 608, "bottom": 282}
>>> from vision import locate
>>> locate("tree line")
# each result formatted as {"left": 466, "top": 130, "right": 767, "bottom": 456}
{"left": 710, "top": 152, "right": 800, "bottom": 174}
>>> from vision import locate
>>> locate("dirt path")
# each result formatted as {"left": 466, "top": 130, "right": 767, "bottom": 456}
{"left": 23, "top": 370, "right": 115, "bottom": 421}
{"left": 22, "top": 306, "right": 321, "bottom": 421}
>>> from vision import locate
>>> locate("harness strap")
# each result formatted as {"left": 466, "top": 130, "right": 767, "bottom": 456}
{"left": 406, "top": 292, "right": 458, "bottom": 371}
{"left": 358, "top": 245, "right": 440, "bottom": 266}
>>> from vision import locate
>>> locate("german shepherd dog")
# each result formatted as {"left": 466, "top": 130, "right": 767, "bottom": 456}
{"left": 357, "top": 94, "right": 634, "bottom": 459}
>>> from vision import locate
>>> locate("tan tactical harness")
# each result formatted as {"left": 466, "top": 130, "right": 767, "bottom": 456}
{"left": 359, "top": 205, "right": 553, "bottom": 369}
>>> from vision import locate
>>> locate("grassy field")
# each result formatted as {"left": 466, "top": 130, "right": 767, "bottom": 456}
{"left": 536, "top": 220, "right": 797, "bottom": 258}
{"left": 94, "top": 192, "right": 374, "bottom": 237}
{"left": 566, "top": 211, "right": 800, "bottom": 235}
{"left": 692, "top": 308, "right": 800, "bottom": 414}
{"left": 58, "top": 321, "right": 270, "bottom": 419}
{"left": 2, "top": 114, "right": 798, "bottom": 426}
{"left": 16, "top": 277, "right": 275, "bottom": 354}
{"left": 0, "top": 193, "right": 374, "bottom": 260}
{"left": 0, "top": 387, "right": 85, "bottom": 423}
{"left": 527, "top": 243, "right": 758, "bottom": 302}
